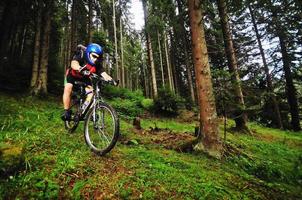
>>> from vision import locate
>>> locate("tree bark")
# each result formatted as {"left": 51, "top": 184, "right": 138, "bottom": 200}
{"left": 113, "top": 0, "right": 119, "bottom": 81}
{"left": 143, "top": 64, "right": 150, "bottom": 97}
{"left": 176, "top": 0, "right": 195, "bottom": 103}
{"left": 277, "top": 31, "right": 301, "bottom": 131}
{"left": 71, "top": 0, "right": 78, "bottom": 54}
{"left": 147, "top": 33, "right": 158, "bottom": 97}
{"left": 32, "top": 1, "right": 52, "bottom": 95}
{"left": 87, "top": 0, "right": 93, "bottom": 43}
{"left": 30, "top": 3, "right": 41, "bottom": 89}
{"left": 120, "top": 17, "right": 125, "bottom": 88}
{"left": 142, "top": 46, "right": 150, "bottom": 97}
{"left": 9, "top": 23, "right": 18, "bottom": 59}
{"left": 169, "top": 30, "right": 178, "bottom": 94}
{"left": 19, "top": 25, "right": 27, "bottom": 58}
{"left": 142, "top": 0, "right": 158, "bottom": 98}
{"left": 65, "top": 30, "right": 70, "bottom": 70}
{"left": 157, "top": 30, "right": 165, "bottom": 87}
{"left": 163, "top": 30, "right": 174, "bottom": 92}
{"left": 0, "top": 0, "right": 18, "bottom": 70}
{"left": 217, "top": 0, "right": 249, "bottom": 132}
{"left": 248, "top": 5, "right": 283, "bottom": 129}
{"left": 188, "top": 0, "right": 223, "bottom": 158}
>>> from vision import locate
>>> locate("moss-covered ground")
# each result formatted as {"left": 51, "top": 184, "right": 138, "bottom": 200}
{"left": 0, "top": 92, "right": 301, "bottom": 199}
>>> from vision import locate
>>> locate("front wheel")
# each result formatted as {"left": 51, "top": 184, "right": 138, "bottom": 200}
{"left": 84, "top": 101, "right": 119, "bottom": 155}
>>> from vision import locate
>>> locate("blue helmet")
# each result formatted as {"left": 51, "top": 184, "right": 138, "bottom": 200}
{"left": 85, "top": 43, "right": 103, "bottom": 65}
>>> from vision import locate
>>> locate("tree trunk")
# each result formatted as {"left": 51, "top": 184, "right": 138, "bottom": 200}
{"left": 176, "top": 0, "right": 195, "bottom": 103}
{"left": 185, "top": 50, "right": 196, "bottom": 103}
{"left": 33, "top": 3, "right": 52, "bottom": 95}
{"left": 120, "top": 17, "right": 125, "bottom": 88}
{"left": 15, "top": 22, "right": 26, "bottom": 58}
{"left": 142, "top": 0, "right": 158, "bottom": 98}
{"left": 71, "top": 0, "right": 78, "bottom": 54}
{"left": 0, "top": 1, "right": 13, "bottom": 57}
{"left": 19, "top": 25, "right": 27, "bottom": 57}
{"left": 157, "top": 30, "right": 165, "bottom": 87}
{"left": 163, "top": 30, "right": 173, "bottom": 92}
{"left": 248, "top": 5, "right": 283, "bottom": 129}
{"left": 129, "top": 70, "right": 133, "bottom": 91}
{"left": 30, "top": 4, "right": 41, "bottom": 89}
{"left": 66, "top": 24, "right": 71, "bottom": 69}
{"left": 0, "top": 0, "right": 18, "bottom": 71}
{"left": 87, "top": 0, "right": 93, "bottom": 43}
{"left": 143, "top": 64, "right": 149, "bottom": 97}
{"left": 188, "top": 0, "right": 223, "bottom": 158}
{"left": 277, "top": 31, "right": 301, "bottom": 131}
{"left": 217, "top": 0, "right": 248, "bottom": 132}
{"left": 124, "top": 66, "right": 127, "bottom": 88}
{"left": 9, "top": 23, "right": 18, "bottom": 59}
{"left": 113, "top": 0, "right": 119, "bottom": 81}
{"left": 142, "top": 51, "right": 150, "bottom": 97}
{"left": 169, "top": 30, "right": 178, "bottom": 94}
{"left": 136, "top": 72, "right": 139, "bottom": 90}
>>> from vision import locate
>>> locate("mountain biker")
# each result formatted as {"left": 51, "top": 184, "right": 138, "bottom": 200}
{"left": 61, "top": 43, "right": 114, "bottom": 121}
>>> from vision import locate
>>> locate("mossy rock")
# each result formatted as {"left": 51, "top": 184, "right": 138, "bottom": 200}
{"left": 0, "top": 143, "right": 24, "bottom": 177}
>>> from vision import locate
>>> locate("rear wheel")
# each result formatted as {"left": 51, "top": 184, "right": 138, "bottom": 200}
{"left": 84, "top": 101, "right": 119, "bottom": 155}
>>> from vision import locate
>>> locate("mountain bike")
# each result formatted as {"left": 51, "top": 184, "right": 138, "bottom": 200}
{"left": 65, "top": 71, "right": 119, "bottom": 156}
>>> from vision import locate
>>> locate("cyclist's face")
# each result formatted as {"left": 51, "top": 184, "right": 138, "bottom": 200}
{"left": 90, "top": 53, "right": 100, "bottom": 64}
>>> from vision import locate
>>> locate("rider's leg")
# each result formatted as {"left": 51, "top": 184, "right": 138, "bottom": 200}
{"left": 62, "top": 83, "right": 73, "bottom": 120}
{"left": 81, "top": 86, "right": 93, "bottom": 111}
{"left": 63, "top": 83, "right": 73, "bottom": 109}
{"left": 85, "top": 85, "right": 93, "bottom": 102}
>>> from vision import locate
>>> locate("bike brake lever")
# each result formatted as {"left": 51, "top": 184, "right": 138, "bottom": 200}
{"left": 82, "top": 70, "right": 91, "bottom": 76}
{"left": 79, "top": 65, "right": 87, "bottom": 72}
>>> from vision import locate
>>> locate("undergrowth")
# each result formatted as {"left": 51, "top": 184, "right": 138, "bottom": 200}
{"left": 0, "top": 92, "right": 301, "bottom": 199}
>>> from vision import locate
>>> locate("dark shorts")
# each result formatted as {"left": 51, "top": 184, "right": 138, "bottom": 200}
{"left": 66, "top": 73, "right": 91, "bottom": 86}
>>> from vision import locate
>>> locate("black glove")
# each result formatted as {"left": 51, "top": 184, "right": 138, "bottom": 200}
{"left": 78, "top": 65, "right": 87, "bottom": 73}
{"left": 108, "top": 79, "right": 118, "bottom": 86}
{"left": 81, "top": 70, "right": 91, "bottom": 76}
{"left": 79, "top": 66, "right": 91, "bottom": 76}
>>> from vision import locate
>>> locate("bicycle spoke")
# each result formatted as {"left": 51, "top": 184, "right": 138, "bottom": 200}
{"left": 97, "top": 128, "right": 110, "bottom": 144}
{"left": 84, "top": 101, "right": 119, "bottom": 155}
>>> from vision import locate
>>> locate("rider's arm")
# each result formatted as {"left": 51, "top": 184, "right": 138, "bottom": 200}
{"left": 101, "top": 72, "right": 113, "bottom": 81}
{"left": 71, "top": 60, "right": 82, "bottom": 71}
{"left": 71, "top": 45, "right": 85, "bottom": 71}
{"left": 96, "top": 62, "right": 112, "bottom": 81}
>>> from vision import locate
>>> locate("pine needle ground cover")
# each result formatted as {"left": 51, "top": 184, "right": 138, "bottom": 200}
{"left": 0, "top": 92, "right": 301, "bottom": 199}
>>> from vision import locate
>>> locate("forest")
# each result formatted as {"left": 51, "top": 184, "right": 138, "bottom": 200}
{"left": 0, "top": 0, "right": 301, "bottom": 199}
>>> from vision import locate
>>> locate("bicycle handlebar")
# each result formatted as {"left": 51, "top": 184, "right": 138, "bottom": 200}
{"left": 79, "top": 65, "right": 118, "bottom": 86}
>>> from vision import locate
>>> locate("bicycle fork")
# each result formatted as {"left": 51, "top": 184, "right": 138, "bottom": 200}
{"left": 91, "top": 99, "right": 105, "bottom": 131}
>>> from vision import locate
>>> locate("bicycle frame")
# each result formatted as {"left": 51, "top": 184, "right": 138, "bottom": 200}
{"left": 65, "top": 72, "right": 119, "bottom": 155}
{"left": 89, "top": 75, "right": 102, "bottom": 124}
{"left": 81, "top": 73, "right": 107, "bottom": 122}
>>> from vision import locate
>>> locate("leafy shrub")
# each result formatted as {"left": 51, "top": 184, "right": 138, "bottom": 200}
{"left": 153, "top": 87, "right": 185, "bottom": 116}
{"left": 103, "top": 86, "right": 186, "bottom": 117}
{"left": 110, "top": 98, "right": 144, "bottom": 118}
{"left": 141, "top": 98, "right": 154, "bottom": 111}
{"left": 102, "top": 85, "right": 144, "bottom": 102}
{"left": 102, "top": 86, "right": 146, "bottom": 118}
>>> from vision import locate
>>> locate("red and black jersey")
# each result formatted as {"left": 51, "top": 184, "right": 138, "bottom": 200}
{"left": 68, "top": 45, "right": 104, "bottom": 79}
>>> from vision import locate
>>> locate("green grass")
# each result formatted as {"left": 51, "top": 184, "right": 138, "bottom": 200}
{"left": 141, "top": 118, "right": 196, "bottom": 133}
{"left": 0, "top": 92, "right": 301, "bottom": 199}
